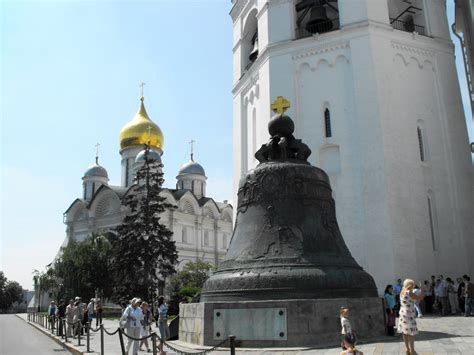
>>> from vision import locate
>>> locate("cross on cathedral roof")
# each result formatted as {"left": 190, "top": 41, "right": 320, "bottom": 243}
{"left": 139, "top": 82, "right": 146, "bottom": 100}
{"left": 271, "top": 96, "right": 291, "bottom": 114}
{"left": 95, "top": 143, "right": 100, "bottom": 164}
{"left": 189, "top": 139, "right": 196, "bottom": 161}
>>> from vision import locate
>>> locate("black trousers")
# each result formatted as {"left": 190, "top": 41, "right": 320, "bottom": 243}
{"left": 424, "top": 295, "right": 433, "bottom": 313}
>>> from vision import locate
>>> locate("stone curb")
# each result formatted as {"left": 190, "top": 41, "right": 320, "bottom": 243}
{"left": 15, "top": 314, "right": 92, "bottom": 355}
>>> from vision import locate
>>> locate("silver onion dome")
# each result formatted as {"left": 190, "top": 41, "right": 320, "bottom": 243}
{"left": 135, "top": 149, "right": 162, "bottom": 164}
{"left": 83, "top": 164, "right": 108, "bottom": 178}
{"left": 178, "top": 160, "right": 205, "bottom": 176}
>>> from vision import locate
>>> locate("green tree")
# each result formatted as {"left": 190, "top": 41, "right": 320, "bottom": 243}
{"left": 168, "top": 260, "right": 215, "bottom": 314}
{"left": 53, "top": 233, "right": 114, "bottom": 300}
{"left": 110, "top": 146, "right": 178, "bottom": 303}
{"left": 0, "top": 271, "right": 24, "bottom": 312}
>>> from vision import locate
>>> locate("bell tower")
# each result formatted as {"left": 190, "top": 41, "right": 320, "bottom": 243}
{"left": 231, "top": 0, "right": 473, "bottom": 290}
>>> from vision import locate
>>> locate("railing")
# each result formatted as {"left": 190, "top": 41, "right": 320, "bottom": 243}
{"left": 27, "top": 312, "right": 236, "bottom": 355}
{"left": 390, "top": 18, "right": 426, "bottom": 36}
{"left": 296, "top": 18, "right": 340, "bottom": 39}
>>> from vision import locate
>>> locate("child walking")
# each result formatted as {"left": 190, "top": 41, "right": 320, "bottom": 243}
{"left": 340, "top": 333, "right": 364, "bottom": 355}
{"left": 340, "top": 307, "right": 354, "bottom": 349}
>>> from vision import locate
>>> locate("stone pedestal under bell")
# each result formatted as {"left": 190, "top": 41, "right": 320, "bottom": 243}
{"left": 179, "top": 298, "right": 384, "bottom": 347}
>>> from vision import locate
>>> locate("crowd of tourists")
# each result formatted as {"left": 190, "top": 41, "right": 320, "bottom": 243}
{"left": 384, "top": 274, "right": 473, "bottom": 327}
{"left": 47, "top": 297, "right": 103, "bottom": 338}
{"left": 45, "top": 295, "right": 170, "bottom": 355}
{"left": 339, "top": 274, "right": 473, "bottom": 355}
{"left": 120, "top": 296, "right": 170, "bottom": 355}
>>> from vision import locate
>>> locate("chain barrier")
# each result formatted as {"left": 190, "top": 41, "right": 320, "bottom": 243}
{"left": 27, "top": 312, "right": 236, "bottom": 355}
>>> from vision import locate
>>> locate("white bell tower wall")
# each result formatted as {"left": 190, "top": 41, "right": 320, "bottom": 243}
{"left": 231, "top": 0, "right": 473, "bottom": 291}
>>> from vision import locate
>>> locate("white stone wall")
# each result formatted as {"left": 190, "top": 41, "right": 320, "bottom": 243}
{"left": 65, "top": 189, "right": 233, "bottom": 271}
{"left": 232, "top": 0, "right": 474, "bottom": 292}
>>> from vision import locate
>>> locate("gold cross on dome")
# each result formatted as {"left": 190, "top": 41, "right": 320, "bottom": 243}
{"left": 139, "top": 82, "right": 146, "bottom": 98}
{"left": 271, "top": 96, "right": 291, "bottom": 114}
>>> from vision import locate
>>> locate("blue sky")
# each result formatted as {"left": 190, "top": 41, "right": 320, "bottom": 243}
{"left": 1, "top": 1, "right": 472, "bottom": 290}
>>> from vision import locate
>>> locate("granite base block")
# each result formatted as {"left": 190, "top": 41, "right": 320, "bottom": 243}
{"left": 179, "top": 298, "right": 385, "bottom": 348}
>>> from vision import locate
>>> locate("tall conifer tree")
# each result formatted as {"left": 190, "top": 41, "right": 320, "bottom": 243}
{"left": 111, "top": 145, "right": 177, "bottom": 303}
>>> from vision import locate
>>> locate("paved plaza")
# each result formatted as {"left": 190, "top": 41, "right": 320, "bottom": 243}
{"left": 17, "top": 313, "right": 473, "bottom": 354}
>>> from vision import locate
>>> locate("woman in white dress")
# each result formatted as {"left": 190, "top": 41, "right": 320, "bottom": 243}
{"left": 397, "top": 279, "right": 424, "bottom": 355}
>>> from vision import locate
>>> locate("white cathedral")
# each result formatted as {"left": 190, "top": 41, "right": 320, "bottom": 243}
{"left": 62, "top": 96, "right": 233, "bottom": 270}
{"left": 231, "top": 0, "right": 473, "bottom": 291}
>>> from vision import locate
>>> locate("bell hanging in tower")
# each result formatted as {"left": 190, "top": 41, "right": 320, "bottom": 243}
{"left": 200, "top": 98, "right": 378, "bottom": 302}
{"left": 306, "top": 2, "right": 333, "bottom": 34}
{"left": 248, "top": 31, "right": 259, "bottom": 63}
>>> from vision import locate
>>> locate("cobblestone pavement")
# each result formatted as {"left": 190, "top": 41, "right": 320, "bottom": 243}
{"left": 19, "top": 313, "right": 473, "bottom": 354}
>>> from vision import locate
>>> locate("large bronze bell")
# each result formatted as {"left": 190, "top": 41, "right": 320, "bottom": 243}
{"left": 306, "top": 4, "right": 333, "bottom": 34}
{"left": 249, "top": 31, "right": 258, "bottom": 62}
{"left": 201, "top": 110, "right": 378, "bottom": 302}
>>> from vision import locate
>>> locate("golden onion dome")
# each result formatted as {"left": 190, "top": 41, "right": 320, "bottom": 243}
{"left": 119, "top": 97, "right": 164, "bottom": 151}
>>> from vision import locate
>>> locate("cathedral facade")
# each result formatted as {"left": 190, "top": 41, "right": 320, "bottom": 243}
{"left": 62, "top": 97, "right": 233, "bottom": 270}
{"left": 231, "top": 0, "right": 473, "bottom": 291}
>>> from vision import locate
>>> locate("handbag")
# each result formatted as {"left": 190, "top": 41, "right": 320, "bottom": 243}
{"left": 119, "top": 307, "right": 130, "bottom": 328}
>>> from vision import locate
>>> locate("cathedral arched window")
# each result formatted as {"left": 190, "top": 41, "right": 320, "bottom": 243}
{"left": 182, "top": 227, "right": 188, "bottom": 244}
{"left": 417, "top": 126, "right": 425, "bottom": 162}
{"left": 324, "top": 108, "right": 332, "bottom": 138}
{"left": 427, "top": 196, "right": 436, "bottom": 251}
{"left": 204, "top": 231, "right": 209, "bottom": 246}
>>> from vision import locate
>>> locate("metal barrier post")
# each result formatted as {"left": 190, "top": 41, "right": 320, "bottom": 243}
{"left": 78, "top": 324, "right": 81, "bottom": 346}
{"left": 229, "top": 335, "right": 236, "bottom": 355}
{"left": 100, "top": 324, "right": 104, "bottom": 355}
{"left": 118, "top": 328, "right": 126, "bottom": 355}
{"left": 152, "top": 333, "right": 157, "bottom": 355}
{"left": 86, "top": 322, "right": 90, "bottom": 352}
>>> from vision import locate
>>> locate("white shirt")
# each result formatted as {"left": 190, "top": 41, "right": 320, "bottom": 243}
{"left": 341, "top": 317, "right": 352, "bottom": 335}
{"left": 87, "top": 302, "right": 94, "bottom": 315}
{"left": 438, "top": 280, "right": 448, "bottom": 297}
{"left": 123, "top": 305, "right": 144, "bottom": 328}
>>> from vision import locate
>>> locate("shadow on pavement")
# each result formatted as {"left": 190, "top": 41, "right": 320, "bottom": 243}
{"left": 360, "top": 330, "right": 467, "bottom": 345}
